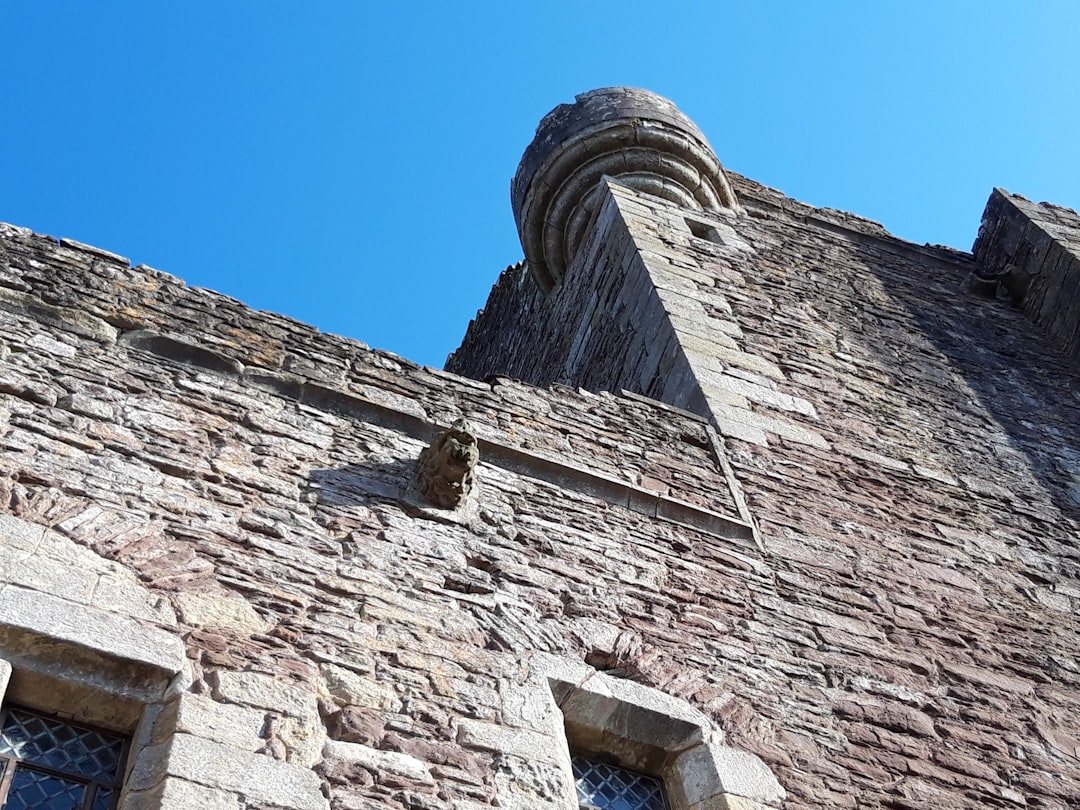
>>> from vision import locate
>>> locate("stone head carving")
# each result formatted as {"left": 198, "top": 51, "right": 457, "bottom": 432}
{"left": 417, "top": 417, "right": 480, "bottom": 509}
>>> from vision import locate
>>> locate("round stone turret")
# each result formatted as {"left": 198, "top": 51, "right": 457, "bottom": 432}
{"left": 512, "top": 87, "right": 739, "bottom": 292}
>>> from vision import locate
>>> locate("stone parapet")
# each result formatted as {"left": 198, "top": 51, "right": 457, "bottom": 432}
{"left": 973, "top": 188, "right": 1080, "bottom": 363}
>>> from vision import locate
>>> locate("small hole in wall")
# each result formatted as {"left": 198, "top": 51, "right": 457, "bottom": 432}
{"left": 685, "top": 217, "right": 721, "bottom": 244}
{"left": 584, "top": 649, "right": 643, "bottom": 681}
{"left": 322, "top": 705, "right": 384, "bottom": 746}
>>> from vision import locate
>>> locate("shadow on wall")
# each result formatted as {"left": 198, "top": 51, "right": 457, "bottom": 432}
{"left": 904, "top": 285, "right": 1080, "bottom": 533}
{"left": 307, "top": 459, "right": 417, "bottom": 508}
{"left": 822, "top": 225, "right": 1080, "bottom": 554}
{"left": 307, "top": 455, "right": 477, "bottom": 526}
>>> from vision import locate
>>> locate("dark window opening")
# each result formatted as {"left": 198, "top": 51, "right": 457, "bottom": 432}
{"left": 0, "top": 706, "right": 128, "bottom": 810}
{"left": 685, "top": 217, "right": 721, "bottom": 244}
{"left": 572, "top": 754, "right": 669, "bottom": 810}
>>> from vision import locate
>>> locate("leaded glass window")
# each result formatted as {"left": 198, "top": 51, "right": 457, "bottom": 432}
{"left": 572, "top": 755, "right": 669, "bottom": 810}
{"left": 0, "top": 706, "right": 128, "bottom": 810}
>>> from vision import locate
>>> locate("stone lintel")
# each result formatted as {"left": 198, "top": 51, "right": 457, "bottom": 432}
{"left": 0, "top": 585, "right": 187, "bottom": 699}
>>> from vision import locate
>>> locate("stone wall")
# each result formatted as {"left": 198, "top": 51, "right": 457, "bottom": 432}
{"left": 449, "top": 176, "right": 1080, "bottom": 808}
{"left": 4, "top": 158, "right": 1080, "bottom": 808}
{"left": 448, "top": 186, "right": 706, "bottom": 412}
{"left": 0, "top": 223, "right": 770, "bottom": 809}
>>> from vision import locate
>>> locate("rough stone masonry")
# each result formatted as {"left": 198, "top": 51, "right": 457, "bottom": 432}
{"left": 2, "top": 86, "right": 1080, "bottom": 810}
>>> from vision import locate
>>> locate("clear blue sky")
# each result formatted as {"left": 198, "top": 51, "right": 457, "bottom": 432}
{"left": 3, "top": 3, "right": 1078, "bottom": 368}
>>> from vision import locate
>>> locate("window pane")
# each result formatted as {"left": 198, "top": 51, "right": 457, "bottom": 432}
{"left": 0, "top": 709, "right": 124, "bottom": 782}
{"left": 4, "top": 766, "right": 86, "bottom": 810}
{"left": 91, "top": 785, "right": 114, "bottom": 810}
{"left": 572, "top": 756, "right": 669, "bottom": 810}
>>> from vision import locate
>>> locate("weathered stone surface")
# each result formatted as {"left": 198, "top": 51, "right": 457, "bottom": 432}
{"left": 320, "top": 662, "right": 402, "bottom": 712}
{"left": 324, "top": 705, "right": 385, "bottom": 744}
{"left": 132, "top": 733, "right": 328, "bottom": 810}
{"left": 416, "top": 417, "right": 479, "bottom": 509}
{"left": 208, "top": 670, "right": 318, "bottom": 720}
{"left": 716, "top": 797, "right": 775, "bottom": 810}
{"left": 174, "top": 591, "right": 269, "bottom": 635}
{"left": 0, "top": 513, "right": 176, "bottom": 629}
{"left": 323, "top": 739, "right": 435, "bottom": 784}
{"left": 456, "top": 717, "right": 562, "bottom": 763}
{"left": 674, "top": 743, "right": 786, "bottom": 806}
{"left": 157, "top": 692, "right": 266, "bottom": 752}
{"left": 3, "top": 91, "right": 1080, "bottom": 810}
{"left": 124, "top": 776, "right": 243, "bottom": 810}
{"left": 445, "top": 161, "right": 1080, "bottom": 808}
{"left": 973, "top": 188, "right": 1080, "bottom": 362}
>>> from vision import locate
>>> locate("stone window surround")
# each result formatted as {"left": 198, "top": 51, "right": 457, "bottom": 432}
{"left": 0, "top": 510, "right": 194, "bottom": 808}
{"left": 0, "top": 599, "right": 331, "bottom": 810}
{"left": 0, "top": 610, "right": 189, "bottom": 809}
{"left": 535, "top": 654, "right": 785, "bottom": 810}
{"left": 0, "top": 513, "right": 329, "bottom": 810}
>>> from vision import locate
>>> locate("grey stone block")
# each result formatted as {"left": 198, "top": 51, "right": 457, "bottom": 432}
{"left": 208, "top": 669, "right": 318, "bottom": 720}
{"left": 319, "top": 662, "right": 402, "bottom": 711}
{"left": 173, "top": 591, "right": 267, "bottom": 634}
{"left": 158, "top": 693, "right": 266, "bottom": 752}
{"left": 456, "top": 717, "right": 562, "bottom": 766}
{"left": 91, "top": 573, "right": 176, "bottom": 626}
{"left": 0, "top": 515, "right": 49, "bottom": 554}
{"left": 1, "top": 545, "right": 97, "bottom": 603}
{"left": 123, "top": 776, "right": 242, "bottom": 810}
{"left": 0, "top": 585, "right": 186, "bottom": 687}
{"left": 674, "top": 743, "right": 786, "bottom": 806}
{"left": 323, "top": 739, "right": 434, "bottom": 783}
{"left": 141, "top": 732, "right": 328, "bottom": 810}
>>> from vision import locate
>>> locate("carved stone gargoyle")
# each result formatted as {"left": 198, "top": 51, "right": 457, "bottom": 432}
{"left": 417, "top": 417, "right": 479, "bottom": 509}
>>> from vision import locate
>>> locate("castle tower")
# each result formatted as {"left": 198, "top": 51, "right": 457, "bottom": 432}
{"left": 511, "top": 86, "right": 740, "bottom": 293}
{"left": 449, "top": 87, "right": 819, "bottom": 444}
{"left": 447, "top": 88, "right": 1080, "bottom": 806}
